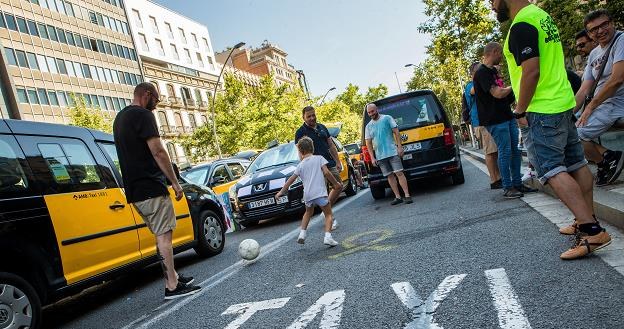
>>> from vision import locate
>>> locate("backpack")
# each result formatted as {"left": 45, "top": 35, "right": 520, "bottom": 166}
{"left": 461, "top": 91, "right": 471, "bottom": 124}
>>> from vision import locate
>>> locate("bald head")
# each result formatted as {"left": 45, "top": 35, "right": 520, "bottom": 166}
{"left": 133, "top": 82, "right": 159, "bottom": 111}
{"left": 366, "top": 103, "right": 380, "bottom": 120}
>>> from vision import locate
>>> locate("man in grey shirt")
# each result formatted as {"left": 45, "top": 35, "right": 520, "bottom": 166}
{"left": 575, "top": 10, "right": 624, "bottom": 186}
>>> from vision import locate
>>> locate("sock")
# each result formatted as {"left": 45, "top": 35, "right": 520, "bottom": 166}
{"left": 299, "top": 230, "right": 306, "bottom": 238}
{"left": 578, "top": 222, "right": 602, "bottom": 235}
{"left": 324, "top": 232, "right": 332, "bottom": 239}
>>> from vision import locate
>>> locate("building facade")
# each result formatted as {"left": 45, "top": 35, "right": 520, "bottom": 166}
{"left": 0, "top": 0, "right": 141, "bottom": 122}
{"left": 125, "top": 0, "right": 220, "bottom": 164}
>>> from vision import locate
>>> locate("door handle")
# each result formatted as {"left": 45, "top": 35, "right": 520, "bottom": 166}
{"left": 109, "top": 202, "right": 126, "bottom": 210}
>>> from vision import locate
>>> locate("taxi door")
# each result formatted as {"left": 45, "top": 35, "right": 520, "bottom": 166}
{"left": 17, "top": 136, "right": 142, "bottom": 285}
{"left": 331, "top": 137, "right": 350, "bottom": 183}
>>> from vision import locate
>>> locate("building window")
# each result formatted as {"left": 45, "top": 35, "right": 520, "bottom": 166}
{"left": 196, "top": 53, "right": 203, "bottom": 67}
{"left": 207, "top": 56, "right": 215, "bottom": 70}
{"left": 48, "top": 91, "right": 59, "bottom": 106}
{"left": 178, "top": 28, "right": 186, "bottom": 43}
{"left": 132, "top": 9, "right": 142, "bottom": 28}
{"left": 184, "top": 49, "right": 192, "bottom": 64}
{"left": 157, "top": 111, "right": 168, "bottom": 126}
{"left": 188, "top": 114, "right": 197, "bottom": 128}
{"left": 166, "top": 84, "right": 175, "bottom": 98}
{"left": 16, "top": 16, "right": 28, "bottom": 33}
{"left": 191, "top": 33, "right": 198, "bottom": 48}
{"left": 27, "top": 88, "right": 39, "bottom": 104}
{"left": 36, "top": 55, "right": 48, "bottom": 72}
{"left": 194, "top": 89, "right": 203, "bottom": 103}
{"left": 4, "top": 14, "right": 17, "bottom": 31}
{"left": 203, "top": 38, "right": 210, "bottom": 51}
{"left": 149, "top": 16, "right": 158, "bottom": 34}
{"left": 155, "top": 39, "right": 164, "bottom": 56}
{"left": 37, "top": 88, "right": 49, "bottom": 105}
{"left": 138, "top": 33, "right": 149, "bottom": 51}
{"left": 4, "top": 48, "right": 16, "bottom": 66}
{"left": 164, "top": 22, "right": 173, "bottom": 39}
{"left": 170, "top": 44, "right": 179, "bottom": 60}
{"left": 16, "top": 88, "right": 28, "bottom": 103}
{"left": 15, "top": 50, "right": 28, "bottom": 68}
{"left": 56, "top": 58, "right": 67, "bottom": 74}
{"left": 26, "top": 52, "right": 38, "bottom": 70}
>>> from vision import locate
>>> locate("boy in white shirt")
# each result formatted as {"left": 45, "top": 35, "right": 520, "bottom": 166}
{"left": 276, "top": 137, "right": 343, "bottom": 246}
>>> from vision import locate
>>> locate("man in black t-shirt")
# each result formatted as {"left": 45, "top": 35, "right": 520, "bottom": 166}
{"left": 474, "top": 42, "right": 533, "bottom": 199}
{"left": 114, "top": 82, "right": 200, "bottom": 299}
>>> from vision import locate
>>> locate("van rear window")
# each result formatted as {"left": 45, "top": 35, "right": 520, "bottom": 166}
{"left": 367, "top": 94, "right": 443, "bottom": 130}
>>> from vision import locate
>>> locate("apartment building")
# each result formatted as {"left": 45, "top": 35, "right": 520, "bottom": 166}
{"left": 125, "top": 0, "right": 220, "bottom": 164}
{"left": 0, "top": 0, "right": 141, "bottom": 122}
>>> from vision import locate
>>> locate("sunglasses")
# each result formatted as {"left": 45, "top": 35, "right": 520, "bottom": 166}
{"left": 576, "top": 42, "right": 586, "bottom": 49}
{"left": 147, "top": 91, "right": 160, "bottom": 104}
{"left": 587, "top": 20, "right": 611, "bottom": 35}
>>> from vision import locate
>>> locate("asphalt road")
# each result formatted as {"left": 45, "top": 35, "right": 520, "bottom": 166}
{"left": 44, "top": 160, "right": 624, "bottom": 329}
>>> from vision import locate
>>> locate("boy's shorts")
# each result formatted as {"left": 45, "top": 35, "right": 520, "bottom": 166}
{"left": 378, "top": 155, "right": 403, "bottom": 177}
{"left": 133, "top": 195, "right": 176, "bottom": 236}
{"left": 305, "top": 196, "right": 329, "bottom": 208}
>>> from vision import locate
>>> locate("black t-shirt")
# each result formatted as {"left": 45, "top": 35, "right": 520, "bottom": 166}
{"left": 566, "top": 69, "right": 582, "bottom": 95}
{"left": 294, "top": 123, "right": 335, "bottom": 168}
{"left": 473, "top": 65, "right": 514, "bottom": 127}
{"left": 113, "top": 105, "right": 168, "bottom": 203}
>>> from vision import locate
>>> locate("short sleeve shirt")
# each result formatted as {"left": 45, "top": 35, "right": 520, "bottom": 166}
{"left": 294, "top": 155, "right": 328, "bottom": 202}
{"left": 473, "top": 65, "right": 514, "bottom": 127}
{"left": 364, "top": 114, "right": 398, "bottom": 160}
{"left": 113, "top": 105, "right": 168, "bottom": 203}
{"left": 464, "top": 82, "right": 480, "bottom": 127}
{"left": 583, "top": 32, "right": 624, "bottom": 109}
{"left": 295, "top": 123, "right": 336, "bottom": 168}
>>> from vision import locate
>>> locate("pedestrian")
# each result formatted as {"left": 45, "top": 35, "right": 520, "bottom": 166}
{"left": 574, "top": 9, "right": 624, "bottom": 186}
{"left": 276, "top": 137, "right": 342, "bottom": 246}
{"left": 492, "top": 0, "right": 611, "bottom": 259}
{"left": 465, "top": 61, "right": 502, "bottom": 189}
{"left": 474, "top": 42, "right": 536, "bottom": 198}
{"left": 113, "top": 82, "right": 201, "bottom": 298}
{"left": 575, "top": 29, "right": 598, "bottom": 76}
{"left": 295, "top": 106, "right": 343, "bottom": 229}
{"left": 364, "top": 103, "right": 412, "bottom": 205}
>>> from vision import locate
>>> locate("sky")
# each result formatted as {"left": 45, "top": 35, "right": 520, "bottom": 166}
{"left": 153, "top": 0, "right": 431, "bottom": 100}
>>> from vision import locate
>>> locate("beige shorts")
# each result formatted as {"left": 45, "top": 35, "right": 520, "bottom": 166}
{"left": 133, "top": 195, "right": 176, "bottom": 236}
{"left": 475, "top": 126, "right": 497, "bottom": 155}
{"left": 326, "top": 166, "right": 342, "bottom": 186}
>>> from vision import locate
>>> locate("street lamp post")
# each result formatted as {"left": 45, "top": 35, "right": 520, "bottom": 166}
{"left": 395, "top": 64, "right": 415, "bottom": 94}
{"left": 319, "top": 87, "right": 336, "bottom": 105}
{"left": 211, "top": 41, "right": 245, "bottom": 159}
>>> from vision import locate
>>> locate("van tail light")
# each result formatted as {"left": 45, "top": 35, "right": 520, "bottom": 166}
{"left": 361, "top": 145, "right": 372, "bottom": 164}
{"left": 443, "top": 128, "right": 455, "bottom": 146}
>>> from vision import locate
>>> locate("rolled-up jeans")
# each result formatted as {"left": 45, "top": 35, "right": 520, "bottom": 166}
{"left": 486, "top": 119, "right": 522, "bottom": 189}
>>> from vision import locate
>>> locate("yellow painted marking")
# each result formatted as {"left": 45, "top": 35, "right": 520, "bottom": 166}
{"left": 329, "top": 229, "right": 396, "bottom": 259}
{"left": 401, "top": 123, "right": 445, "bottom": 144}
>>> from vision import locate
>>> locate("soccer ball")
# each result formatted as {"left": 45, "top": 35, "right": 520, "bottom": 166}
{"left": 238, "top": 239, "right": 260, "bottom": 260}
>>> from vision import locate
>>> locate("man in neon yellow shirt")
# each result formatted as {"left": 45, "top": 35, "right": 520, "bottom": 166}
{"left": 491, "top": 0, "right": 611, "bottom": 260}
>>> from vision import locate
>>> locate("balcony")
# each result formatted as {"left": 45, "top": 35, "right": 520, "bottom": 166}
{"left": 183, "top": 126, "right": 194, "bottom": 134}
{"left": 197, "top": 101, "right": 208, "bottom": 109}
{"left": 158, "top": 95, "right": 170, "bottom": 106}
{"left": 159, "top": 125, "right": 178, "bottom": 137}
{"left": 169, "top": 96, "right": 183, "bottom": 108}
{"left": 183, "top": 98, "right": 198, "bottom": 109}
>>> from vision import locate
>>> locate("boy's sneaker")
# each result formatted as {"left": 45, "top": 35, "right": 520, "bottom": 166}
{"left": 390, "top": 198, "right": 403, "bottom": 205}
{"left": 490, "top": 179, "right": 503, "bottom": 189}
{"left": 164, "top": 282, "right": 202, "bottom": 300}
{"left": 515, "top": 185, "right": 537, "bottom": 193}
{"left": 503, "top": 188, "right": 523, "bottom": 199}
{"left": 403, "top": 197, "right": 413, "bottom": 204}
{"left": 323, "top": 236, "right": 339, "bottom": 247}
{"left": 178, "top": 273, "right": 194, "bottom": 285}
{"left": 331, "top": 219, "right": 338, "bottom": 231}
{"left": 601, "top": 151, "right": 624, "bottom": 185}
{"left": 297, "top": 231, "right": 306, "bottom": 244}
{"left": 521, "top": 168, "right": 536, "bottom": 183}
{"left": 560, "top": 230, "right": 612, "bottom": 260}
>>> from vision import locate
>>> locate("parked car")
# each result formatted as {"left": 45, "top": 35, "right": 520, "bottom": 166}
{"left": 180, "top": 158, "right": 251, "bottom": 195}
{"left": 361, "top": 90, "right": 464, "bottom": 200}
{"left": 229, "top": 140, "right": 358, "bottom": 227}
{"left": 0, "top": 119, "right": 226, "bottom": 329}
{"left": 344, "top": 142, "right": 362, "bottom": 162}
{"left": 232, "top": 149, "right": 263, "bottom": 162}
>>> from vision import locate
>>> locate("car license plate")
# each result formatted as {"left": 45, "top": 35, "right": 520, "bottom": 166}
{"left": 403, "top": 143, "right": 422, "bottom": 152}
{"left": 403, "top": 154, "right": 413, "bottom": 160}
{"left": 248, "top": 198, "right": 275, "bottom": 209}
{"left": 276, "top": 196, "right": 288, "bottom": 204}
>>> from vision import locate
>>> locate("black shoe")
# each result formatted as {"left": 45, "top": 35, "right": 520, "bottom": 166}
{"left": 178, "top": 273, "right": 194, "bottom": 285}
{"left": 601, "top": 150, "right": 624, "bottom": 185}
{"left": 164, "top": 282, "right": 202, "bottom": 300}
{"left": 490, "top": 180, "right": 503, "bottom": 189}
{"left": 503, "top": 188, "right": 523, "bottom": 199}
{"left": 515, "top": 185, "right": 537, "bottom": 193}
{"left": 403, "top": 197, "right": 413, "bottom": 204}
{"left": 595, "top": 164, "right": 609, "bottom": 186}
{"left": 390, "top": 198, "right": 403, "bottom": 205}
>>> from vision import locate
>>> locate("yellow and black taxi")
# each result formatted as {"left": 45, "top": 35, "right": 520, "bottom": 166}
{"left": 0, "top": 119, "right": 226, "bottom": 329}
{"left": 361, "top": 90, "right": 464, "bottom": 199}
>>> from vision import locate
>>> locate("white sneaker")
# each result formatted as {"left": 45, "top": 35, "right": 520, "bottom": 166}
{"left": 521, "top": 168, "right": 536, "bottom": 183}
{"left": 331, "top": 219, "right": 338, "bottom": 231}
{"left": 297, "top": 232, "right": 306, "bottom": 244}
{"left": 323, "top": 236, "right": 339, "bottom": 247}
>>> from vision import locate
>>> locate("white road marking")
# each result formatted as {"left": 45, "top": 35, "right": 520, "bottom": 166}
{"left": 286, "top": 290, "right": 345, "bottom": 329}
{"left": 121, "top": 188, "right": 370, "bottom": 329}
{"left": 391, "top": 274, "right": 467, "bottom": 329}
{"left": 484, "top": 268, "right": 532, "bottom": 329}
{"left": 222, "top": 297, "right": 290, "bottom": 329}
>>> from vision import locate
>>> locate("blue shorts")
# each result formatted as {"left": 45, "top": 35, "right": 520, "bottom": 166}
{"left": 305, "top": 196, "right": 329, "bottom": 208}
{"left": 526, "top": 110, "right": 588, "bottom": 185}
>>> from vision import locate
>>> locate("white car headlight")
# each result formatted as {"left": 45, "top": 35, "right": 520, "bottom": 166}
{"left": 288, "top": 177, "right": 302, "bottom": 190}
{"left": 228, "top": 184, "right": 238, "bottom": 199}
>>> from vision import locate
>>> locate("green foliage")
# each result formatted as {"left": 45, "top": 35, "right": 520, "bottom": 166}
{"left": 68, "top": 93, "right": 112, "bottom": 133}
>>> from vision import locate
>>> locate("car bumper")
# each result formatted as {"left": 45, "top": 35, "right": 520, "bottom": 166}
{"left": 232, "top": 188, "right": 305, "bottom": 223}
{"left": 368, "top": 157, "right": 461, "bottom": 187}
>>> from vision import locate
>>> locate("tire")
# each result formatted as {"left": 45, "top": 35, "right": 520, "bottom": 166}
{"left": 451, "top": 166, "right": 465, "bottom": 185}
{"left": 0, "top": 272, "right": 41, "bottom": 329}
{"left": 194, "top": 210, "right": 225, "bottom": 258}
{"left": 370, "top": 185, "right": 386, "bottom": 200}
{"left": 344, "top": 171, "right": 357, "bottom": 197}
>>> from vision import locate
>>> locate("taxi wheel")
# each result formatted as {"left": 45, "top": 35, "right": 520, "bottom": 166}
{"left": 370, "top": 185, "right": 386, "bottom": 200}
{"left": 0, "top": 272, "right": 41, "bottom": 329}
{"left": 344, "top": 171, "right": 357, "bottom": 197}
{"left": 194, "top": 210, "right": 225, "bottom": 258}
{"left": 451, "top": 166, "right": 465, "bottom": 185}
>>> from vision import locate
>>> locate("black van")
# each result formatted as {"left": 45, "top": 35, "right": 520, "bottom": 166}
{"left": 361, "top": 90, "right": 464, "bottom": 199}
{"left": 0, "top": 119, "right": 226, "bottom": 329}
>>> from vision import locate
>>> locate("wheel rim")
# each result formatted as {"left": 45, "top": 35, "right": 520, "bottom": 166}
{"left": 203, "top": 215, "right": 223, "bottom": 249}
{"left": 350, "top": 173, "right": 357, "bottom": 191}
{"left": 0, "top": 284, "right": 33, "bottom": 329}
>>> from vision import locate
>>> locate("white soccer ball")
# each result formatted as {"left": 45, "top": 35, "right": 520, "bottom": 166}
{"left": 238, "top": 239, "right": 261, "bottom": 260}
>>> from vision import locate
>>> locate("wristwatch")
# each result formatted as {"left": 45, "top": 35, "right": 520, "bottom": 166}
{"left": 513, "top": 111, "right": 526, "bottom": 119}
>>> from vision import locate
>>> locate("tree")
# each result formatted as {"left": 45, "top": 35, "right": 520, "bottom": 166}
{"left": 68, "top": 93, "right": 112, "bottom": 133}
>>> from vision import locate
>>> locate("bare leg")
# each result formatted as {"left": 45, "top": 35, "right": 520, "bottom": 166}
{"left": 485, "top": 152, "right": 501, "bottom": 182}
{"left": 156, "top": 231, "right": 178, "bottom": 290}
{"left": 300, "top": 206, "right": 315, "bottom": 230}
{"left": 582, "top": 141, "right": 608, "bottom": 164}
{"left": 569, "top": 166, "right": 594, "bottom": 216}
{"left": 387, "top": 173, "right": 401, "bottom": 198}
{"left": 328, "top": 186, "right": 341, "bottom": 206}
{"left": 395, "top": 171, "right": 410, "bottom": 197}
{"left": 319, "top": 204, "right": 333, "bottom": 233}
{"left": 548, "top": 172, "right": 593, "bottom": 224}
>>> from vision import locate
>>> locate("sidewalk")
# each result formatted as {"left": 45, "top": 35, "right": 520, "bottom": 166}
{"left": 460, "top": 145, "right": 624, "bottom": 232}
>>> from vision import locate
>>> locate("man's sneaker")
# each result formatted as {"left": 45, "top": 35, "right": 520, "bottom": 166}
{"left": 601, "top": 150, "right": 624, "bottom": 185}
{"left": 403, "top": 197, "right": 413, "bottom": 204}
{"left": 178, "top": 273, "right": 194, "bottom": 285}
{"left": 560, "top": 230, "right": 612, "bottom": 260}
{"left": 331, "top": 219, "right": 338, "bottom": 231}
{"left": 323, "top": 236, "right": 339, "bottom": 247}
{"left": 164, "top": 282, "right": 202, "bottom": 300}
{"left": 390, "top": 198, "right": 403, "bottom": 205}
{"left": 503, "top": 188, "right": 523, "bottom": 199}
{"left": 490, "top": 179, "right": 503, "bottom": 189}
{"left": 521, "top": 168, "right": 536, "bottom": 183}
{"left": 559, "top": 220, "right": 578, "bottom": 235}
{"left": 297, "top": 232, "right": 306, "bottom": 244}
{"left": 515, "top": 185, "right": 538, "bottom": 193}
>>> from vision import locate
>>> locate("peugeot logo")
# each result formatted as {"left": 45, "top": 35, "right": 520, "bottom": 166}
{"left": 0, "top": 309, "right": 9, "bottom": 324}
{"left": 400, "top": 134, "right": 408, "bottom": 142}
{"left": 253, "top": 183, "right": 267, "bottom": 192}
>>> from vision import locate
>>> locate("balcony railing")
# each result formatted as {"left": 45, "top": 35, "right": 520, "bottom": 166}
{"left": 159, "top": 125, "right": 178, "bottom": 136}
{"left": 197, "top": 101, "right": 208, "bottom": 108}
{"left": 169, "top": 96, "right": 183, "bottom": 107}
{"left": 183, "top": 126, "right": 193, "bottom": 134}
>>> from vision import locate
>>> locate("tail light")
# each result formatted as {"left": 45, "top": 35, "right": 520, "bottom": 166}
{"left": 361, "top": 145, "right": 372, "bottom": 164}
{"left": 443, "top": 128, "right": 455, "bottom": 146}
